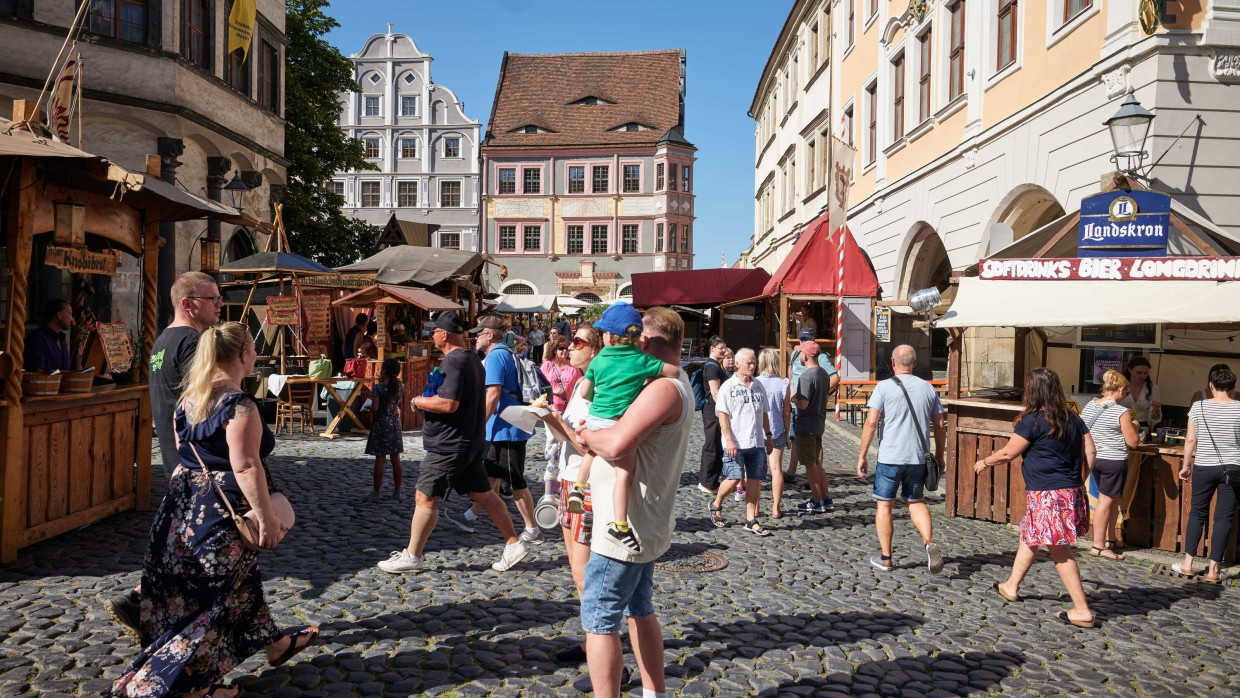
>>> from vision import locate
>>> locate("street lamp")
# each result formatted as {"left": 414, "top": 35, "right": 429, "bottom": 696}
{"left": 223, "top": 171, "right": 250, "bottom": 211}
{"left": 1104, "top": 87, "right": 1155, "bottom": 176}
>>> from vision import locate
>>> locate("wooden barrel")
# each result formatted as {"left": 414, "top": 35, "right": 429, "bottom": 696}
{"left": 60, "top": 372, "right": 94, "bottom": 393}
{"left": 22, "top": 372, "right": 62, "bottom": 396}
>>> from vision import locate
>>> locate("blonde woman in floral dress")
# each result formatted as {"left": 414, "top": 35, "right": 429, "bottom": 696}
{"left": 109, "top": 323, "right": 316, "bottom": 698}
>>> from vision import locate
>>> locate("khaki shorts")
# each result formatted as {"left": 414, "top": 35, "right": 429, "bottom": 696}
{"left": 795, "top": 432, "right": 823, "bottom": 466}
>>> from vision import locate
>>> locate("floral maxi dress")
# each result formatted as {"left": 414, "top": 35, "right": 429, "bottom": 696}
{"left": 109, "top": 392, "right": 282, "bottom": 697}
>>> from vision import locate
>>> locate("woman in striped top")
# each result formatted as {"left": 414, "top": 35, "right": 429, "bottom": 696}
{"left": 1080, "top": 370, "right": 1139, "bottom": 561}
{"left": 1176, "top": 366, "right": 1240, "bottom": 582}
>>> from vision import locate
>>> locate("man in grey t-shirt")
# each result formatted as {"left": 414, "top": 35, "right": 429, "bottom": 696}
{"left": 793, "top": 341, "right": 834, "bottom": 514}
{"left": 857, "top": 344, "right": 945, "bottom": 574}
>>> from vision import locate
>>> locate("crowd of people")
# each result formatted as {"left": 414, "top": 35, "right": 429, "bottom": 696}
{"left": 101, "top": 271, "right": 1240, "bottom": 697}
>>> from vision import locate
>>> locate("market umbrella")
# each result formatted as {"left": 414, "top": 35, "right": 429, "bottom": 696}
{"left": 219, "top": 251, "right": 336, "bottom": 275}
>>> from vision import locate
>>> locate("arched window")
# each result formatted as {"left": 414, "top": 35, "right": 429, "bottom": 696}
{"left": 504, "top": 283, "right": 535, "bottom": 295}
{"left": 576, "top": 292, "right": 602, "bottom": 304}
{"left": 617, "top": 284, "right": 633, "bottom": 299}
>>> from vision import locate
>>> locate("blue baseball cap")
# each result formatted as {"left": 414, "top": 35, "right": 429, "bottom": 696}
{"left": 594, "top": 302, "right": 643, "bottom": 337}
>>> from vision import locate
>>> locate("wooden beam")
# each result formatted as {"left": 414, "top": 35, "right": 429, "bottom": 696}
{"left": 1169, "top": 214, "right": 1221, "bottom": 256}
{"left": 1033, "top": 211, "right": 1081, "bottom": 259}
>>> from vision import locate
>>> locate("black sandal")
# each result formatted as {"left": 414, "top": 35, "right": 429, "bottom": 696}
{"left": 1090, "top": 546, "right": 1124, "bottom": 560}
{"left": 1106, "top": 539, "right": 1125, "bottom": 550}
{"left": 744, "top": 519, "right": 772, "bottom": 536}
{"left": 270, "top": 626, "right": 319, "bottom": 667}
{"left": 708, "top": 504, "right": 726, "bottom": 528}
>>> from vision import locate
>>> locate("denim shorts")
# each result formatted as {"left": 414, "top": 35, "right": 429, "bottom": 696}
{"left": 873, "top": 461, "right": 925, "bottom": 503}
{"left": 771, "top": 432, "right": 787, "bottom": 449}
{"left": 722, "top": 446, "right": 768, "bottom": 481}
{"left": 580, "top": 553, "right": 655, "bottom": 635}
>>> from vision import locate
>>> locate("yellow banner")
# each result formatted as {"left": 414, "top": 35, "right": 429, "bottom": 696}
{"left": 227, "top": 0, "right": 257, "bottom": 61}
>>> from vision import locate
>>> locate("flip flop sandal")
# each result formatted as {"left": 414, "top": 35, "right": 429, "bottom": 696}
{"left": 708, "top": 504, "right": 726, "bottom": 528}
{"left": 270, "top": 626, "right": 319, "bottom": 667}
{"left": 744, "top": 519, "right": 772, "bottom": 536}
{"left": 1054, "top": 611, "right": 1096, "bottom": 629}
{"left": 991, "top": 582, "right": 1020, "bottom": 603}
{"left": 1171, "top": 562, "right": 1195, "bottom": 577}
{"left": 1106, "top": 539, "right": 1125, "bottom": 550}
{"left": 1090, "top": 546, "right": 1124, "bottom": 560}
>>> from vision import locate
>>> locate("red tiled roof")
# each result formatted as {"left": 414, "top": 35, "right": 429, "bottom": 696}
{"left": 485, "top": 50, "right": 688, "bottom": 149}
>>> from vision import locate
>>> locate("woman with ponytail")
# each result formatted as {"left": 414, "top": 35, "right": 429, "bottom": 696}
{"left": 363, "top": 357, "right": 405, "bottom": 500}
{"left": 110, "top": 323, "right": 317, "bottom": 698}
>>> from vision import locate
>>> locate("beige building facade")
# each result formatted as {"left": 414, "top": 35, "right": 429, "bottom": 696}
{"left": 0, "top": 0, "right": 285, "bottom": 329}
{"left": 742, "top": 1, "right": 1240, "bottom": 384}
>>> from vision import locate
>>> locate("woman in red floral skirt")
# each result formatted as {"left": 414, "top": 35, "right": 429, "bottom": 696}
{"left": 973, "top": 367, "right": 1095, "bottom": 628}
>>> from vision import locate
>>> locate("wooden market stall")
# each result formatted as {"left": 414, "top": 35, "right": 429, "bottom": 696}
{"left": 936, "top": 180, "right": 1240, "bottom": 560}
{"left": 0, "top": 101, "right": 245, "bottom": 561}
{"left": 730, "top": 212, "right": 880, "bottom": 379}
{"left": 332, "top": 283, "right": 464, "bottom": 430}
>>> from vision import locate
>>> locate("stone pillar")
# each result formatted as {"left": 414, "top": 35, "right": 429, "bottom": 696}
{"left": 206, "top": 156, "right": 231, "bottom": 276}
{"left": 156, "top": 137, "right": 184, "bottom": 331}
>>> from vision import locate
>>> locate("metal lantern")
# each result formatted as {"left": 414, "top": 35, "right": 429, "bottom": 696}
{"left": 1104, "top": 87, "right": 1155, "bottom": 175}
{"left": 223, "top": 171, "right": 250, "bottom": 211}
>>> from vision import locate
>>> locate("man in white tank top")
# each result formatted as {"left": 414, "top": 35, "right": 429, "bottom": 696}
{"left": 574, "top": 307, "right": 693, "bottom": 698}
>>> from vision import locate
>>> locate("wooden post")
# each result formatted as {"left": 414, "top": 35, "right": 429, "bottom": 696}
{"left": 1, "top": 149, "right": 37, "bottom": 562}
{"left": 944, "top": 328, "right": 963, "bottom": 518}
{"left": 135, "top": 157, "right": 160, "bottom": 511}
{"left": 779, "top": 292, "right": 789, "bottom": 369}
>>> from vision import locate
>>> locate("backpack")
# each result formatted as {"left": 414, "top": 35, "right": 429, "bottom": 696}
{"left": 689, "top": 359, "right": 719, "bottom": 411}
{"left": 495, "top": 344, "right": 552, "bottom": 404}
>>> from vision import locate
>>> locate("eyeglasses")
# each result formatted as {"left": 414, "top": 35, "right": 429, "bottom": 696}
{"left": 570, "top": 337, "right": 589, "bottom": 349}
{"left": 187, "top": 295, "right": 224, "bottom": 304}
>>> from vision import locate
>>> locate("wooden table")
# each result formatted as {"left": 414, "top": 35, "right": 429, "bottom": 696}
{"left": 836, "top": 379, "right": 947, "bottom": 425}
{"left": 284, "top": 376, "right": 375, "bottom": 439}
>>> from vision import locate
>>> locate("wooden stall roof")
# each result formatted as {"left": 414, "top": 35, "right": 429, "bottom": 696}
{"left": 331, "top": 284, "right": 463, "bottom": 311}
{"left": 762, "top": 214, "right": 880, "bottom": 297}
{"left": 335, "top": 246, "right": 483, "bottom": 287}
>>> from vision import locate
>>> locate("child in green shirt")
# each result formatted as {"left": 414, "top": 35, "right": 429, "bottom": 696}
{"left": 571, "top": 303, "right": 679, "bottom": 553}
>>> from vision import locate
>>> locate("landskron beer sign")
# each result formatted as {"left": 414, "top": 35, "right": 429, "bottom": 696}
{"left": 1078, "top": 190, "right": 1172, "bottom": 257}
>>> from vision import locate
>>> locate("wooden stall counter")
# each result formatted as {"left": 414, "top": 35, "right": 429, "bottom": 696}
{"left": 943, "top": 395, "right": 1026, "bottom": 523}
{"left": 6, "top": 385, "right": 152, "bottom": 558}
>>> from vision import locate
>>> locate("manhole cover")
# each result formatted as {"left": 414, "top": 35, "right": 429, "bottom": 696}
{"left": 655, "top": 543, "right": 728, "bottom": 574}
{"left": 1152, "top": 563, "right": 1224, "bottom": 584}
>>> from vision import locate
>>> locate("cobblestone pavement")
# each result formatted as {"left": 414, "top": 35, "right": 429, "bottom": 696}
{"left": 1, "top": 416, "right": 1238, "bottom": 697}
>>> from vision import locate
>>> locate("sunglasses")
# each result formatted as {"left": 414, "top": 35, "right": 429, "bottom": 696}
{"left": 570, "top": 337, "right": 589, "bottom": 349}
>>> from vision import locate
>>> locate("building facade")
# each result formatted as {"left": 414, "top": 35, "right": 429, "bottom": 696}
{"left": 480, "top": 50, "right": 695, "bottom": 302}
{"left": 741, "top": 0, "right": 1240, "bottom": 387}
{"left": 334, "top": 27, "right": 481, "bottom": 252}
{"left": 0, "top": 0, "right": 286, "bottom": 329}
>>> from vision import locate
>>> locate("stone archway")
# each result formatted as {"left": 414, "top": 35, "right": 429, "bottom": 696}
{"left": 890, "top": 224, "right": 952, "bottom": 378}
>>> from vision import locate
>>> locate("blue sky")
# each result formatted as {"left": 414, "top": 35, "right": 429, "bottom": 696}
{"left": 324, "top": 0, "right": 788, "bottom": 269}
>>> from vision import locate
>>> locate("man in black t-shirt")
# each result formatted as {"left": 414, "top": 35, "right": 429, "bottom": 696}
{"left": 148, "top": 272, "right": 221, "bottom": 477}
{"left": 377, "top": 310, "right": 528, "bottom": 574}
{"left": 107, "top": 271, "right": 221, "bottom": 641}
{"left": 698, "top": 336, "right": 729, "bottom": 493}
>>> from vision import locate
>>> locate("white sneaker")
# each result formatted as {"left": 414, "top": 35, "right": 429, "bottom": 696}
{"left": 377, "top": 550, "right": 424, "bottom": 573}
{"left": 519, "top": 527, "right": 542, "bottom": 543}
{"left": 492, "top": 542, "right": 529, "bottom": 571}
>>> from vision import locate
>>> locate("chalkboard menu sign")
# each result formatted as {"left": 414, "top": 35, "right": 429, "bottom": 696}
{"left": 874, "top": 307, "right": 891, "bottom": 342}
{"left": 96, "top": 321, "right": 133, "bottom": 373}
{"left": 1076, "top": 324, "right": 1161, "bottom": 348}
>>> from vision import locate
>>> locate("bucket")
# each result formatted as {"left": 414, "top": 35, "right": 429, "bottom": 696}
{"left": 22, "top": 372, "right": 62, "bottom": 396}
{"left": 60, "top": 372, "right": 94, "bottom": 393}
{"left": 534, "top": 493, "right": 560, "bottom": 529}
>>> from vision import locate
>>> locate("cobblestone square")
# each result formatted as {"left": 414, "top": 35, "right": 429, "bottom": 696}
{"left": 0, "top": 419, "right": 1236, "bottom": 696}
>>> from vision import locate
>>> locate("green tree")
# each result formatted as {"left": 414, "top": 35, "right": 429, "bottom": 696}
{"left": 282, "top": 0, "right": 378, "bottom": 266}
{"left": 580, "top": 303, "right": 607, "bottom": 323}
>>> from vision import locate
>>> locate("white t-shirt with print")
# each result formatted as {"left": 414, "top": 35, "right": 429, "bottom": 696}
{"left": 716, "top": 375, "right": 769, "bottom": 450}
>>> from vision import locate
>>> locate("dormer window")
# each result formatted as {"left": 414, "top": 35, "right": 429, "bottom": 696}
{"left": 571, "top": 96, "right": 614, "bottom": 105}
{"left": 510, "top": 125, "right": 550, "bottom": 134}
{"left": 608, "top": 122, "right": 652, "bottom": 132}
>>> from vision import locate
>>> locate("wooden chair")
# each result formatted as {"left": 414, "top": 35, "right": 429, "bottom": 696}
{"left": 275, "top": 380, "right": 317, "bottom": 436}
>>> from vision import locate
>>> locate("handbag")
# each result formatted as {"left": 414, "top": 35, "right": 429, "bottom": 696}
{"left": 308, "top": 357, "right": 332, "bottom": 380}
{"left": 188, "top": 442, "right": 295, "bottom": 551}
{"left": 891, "top": 377, "right": 941, "bottom": 491}
{"left": 343, "top": 357, "right": 368, "bottom": 379}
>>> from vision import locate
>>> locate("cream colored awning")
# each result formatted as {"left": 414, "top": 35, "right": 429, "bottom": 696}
{"left": 935, "top": 277, "right": 1240, "bottom": 328}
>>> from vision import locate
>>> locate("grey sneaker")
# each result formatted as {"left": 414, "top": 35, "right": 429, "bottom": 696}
{"left": 869, "top": 553, "right": 893, "bottom": 571}
{"left": 926, "top": 542, "right": 944, "bottom": 574}
{"left": 451, "top": 512, "right": 476, "bottom": 533}
{"left": 378, "top": 550, "right": 424, "bottom": 573}
{"left": 492, "top": 542, "right": 529, "bottom": 571}
{"left": 821, "top": 497, "right": 835, "bottom": 512}
{"left": 519, "top": 527, "right": 542, "bottom": 543}
{"left": 105, "top": 588, "right": 142, "bottom": 641}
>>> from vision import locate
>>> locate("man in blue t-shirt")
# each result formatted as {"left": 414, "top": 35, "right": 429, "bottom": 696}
{"left": 856, "top": 344, "right": 945, "bottom": 574}
{"left": 459, "top": 315, "right": 542, "bottom": 543}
